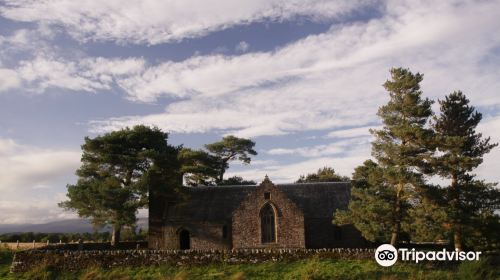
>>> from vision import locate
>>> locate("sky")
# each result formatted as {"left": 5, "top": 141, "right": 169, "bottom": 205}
{"left": 1, "top": 0, "right": 500, "bottom": 224}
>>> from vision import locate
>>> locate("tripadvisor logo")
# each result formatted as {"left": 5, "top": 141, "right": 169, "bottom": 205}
{"left": 374, "top": 244, "right": 482, "bottom": 267}
{"left": 375, "top": 244, "right": 398, "bottom": 267}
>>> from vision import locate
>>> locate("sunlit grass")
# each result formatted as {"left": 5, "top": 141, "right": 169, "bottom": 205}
{"left": 1, "top": 249, "right": 498, "bottom": 280}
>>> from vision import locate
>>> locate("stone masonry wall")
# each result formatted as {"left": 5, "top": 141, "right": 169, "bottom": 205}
{"left": 232, "top": 179, "right": 305, "bottom": 249}
{"left": 158, "top": 222, "right": 231, "bottom": 250}
{"left": 11, "top": 248, "right": 375, "bottom": 272}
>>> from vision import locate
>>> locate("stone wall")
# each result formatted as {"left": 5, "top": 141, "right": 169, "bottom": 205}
{"left": 34, "top": 241, "right": 148, "bottom": 251}
{"left": 10, "top": 248, "right": 375, "bottom": 272}
{"left": 232, "top": 180, "right": 305, "bottom": 249}
{"left": 158, "top": 222, "right": 231, "bottom": 250}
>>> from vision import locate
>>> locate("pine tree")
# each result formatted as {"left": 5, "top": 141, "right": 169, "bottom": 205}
{"left": 296, "top": 167, "right": 350, "bottom": 183}
{"left": 178, "top": 148, "right": 219, "bottom": 186}
{"left": 205, "top": 136, "right": 257, "bottom": 183}
{"left": 431, "top": 91, "right": 499, "bottom": 251}
{"left": 59, "top": 125, "right": 181, "bottom": 245}
{"left": 334, "top": 160, "right": 394, "bottom": 242}
{"left": 371, "top": 68, "right": 434, "bottom": 246}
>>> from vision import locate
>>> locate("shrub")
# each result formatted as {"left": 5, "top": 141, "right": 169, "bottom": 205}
{"left": 456, "top": 257, "right": 498, "bottom": 280}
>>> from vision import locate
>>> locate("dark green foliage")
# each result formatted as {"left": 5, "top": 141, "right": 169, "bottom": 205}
{"left": 296, "top": 167, "right": 350, "bottom": 183}
{"left": 432, "top": 91, "right": 496, "bottom": 176}
{"left": 456, "top": 257, "right": 498, "bottom": 280}
{"left": 431, "top": 91, "right": 499, "bottom": 250}
{"left": 59, "top": 125, "right": 181, "bottom": 245}
{"left": 371, "top": 68, "right": 434, "bottom": 175}
{"left": 178, "top": 148, "right": 220, "bottom": 186}
{"left": 205, "top": 136, "right": 257, "bottom": 183}
{"left": 346, "top": 68, "right": 433, "bottom": 245}
{"left": 218, "top": 176, "right": 256, "bottom": 185}
{"left": 334, "top": 160, "right": 393, "bottom": 242}
{"left": 406, "top": 185, "right": 449, "bottom": 243}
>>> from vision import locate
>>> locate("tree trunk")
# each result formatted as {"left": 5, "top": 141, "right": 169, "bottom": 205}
{"left": 391, "top": 185, "right": 402, "bottom": 247}
{"left": 454, "top": 227, "right": 462, "bottom": 251}
{"left": 111, "top": 224, "right": 121, "bottom": 246}
{"left": 451, "top": 174, "right": 462, "bottom": 251}
{"left": 218, "top": 169, "right": 224, "bottom": 184}
{"left": 217, "top": 160, "right": 227, "bottom": 184}
{"left": 390, "top": 201, "right": 401, "bottom": 247}
{"left": 390, "top": 231, "right": 398, "bottom": 247}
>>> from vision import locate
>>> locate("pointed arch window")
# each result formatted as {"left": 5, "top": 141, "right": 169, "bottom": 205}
{"left": 260, "top": 203, "right": 276, "bottom": 243}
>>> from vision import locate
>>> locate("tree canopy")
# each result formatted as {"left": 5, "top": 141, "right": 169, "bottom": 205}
{"left": 205, "top": 135, "right": 257, "bottom": 183}
{"left": 430, "top": 91, "right": 499, "bottom": 250}
{"left": 59, "top": 125, "right": 181, "bottom": 245}
{"left": 334, "top": 160, "right": 394, "bottom": 242}
{"left": 218, "top": 176, "right": 256, "bottom": 186}
{"left": 335, "top": 69, "right": 499, "bottom": 250}
{"left": 335, "top": 68, "right": 435, "bottom": 246}
{"left": 370, "top": 68, "right": 434, "bottom": 246}
{"left": 178, "top": 148, "right": 219, "bottom": 186}
{"left": 296, "top": 167, "right": 350, "bottom": 183}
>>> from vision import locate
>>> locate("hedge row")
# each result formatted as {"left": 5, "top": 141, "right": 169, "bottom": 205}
{"left": 11, "top": 248, "right": 374, "bottom": 272}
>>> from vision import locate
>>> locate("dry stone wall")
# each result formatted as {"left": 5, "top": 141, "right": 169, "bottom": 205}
{"left": 11, "top": 248, "right": 375, "bottom": 272}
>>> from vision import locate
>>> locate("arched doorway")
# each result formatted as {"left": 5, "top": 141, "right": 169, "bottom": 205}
{"left": 260, "top": 203, "right": 276, "bottom": 243}
{"left": 179, "top": 229, "right": 190, "bottom": 250}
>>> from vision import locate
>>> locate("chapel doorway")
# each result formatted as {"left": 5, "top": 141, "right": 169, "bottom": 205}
{"left": 179, "top": 229, "right": 190, "bottom": 250}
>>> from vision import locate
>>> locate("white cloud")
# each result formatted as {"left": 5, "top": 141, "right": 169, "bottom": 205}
{"left": 0, "top": 139, "right": 82, "bottom": 224}
{"left": 226, "top": 155, "right": 369, "bottom": 183}
{"left": 0, "top": 138, "right": 81, "bottom": 191}
{"left": 0, "top": 0, "right": 372, "bottom": 44}
{"left": 267, "top": 137, "right": 371, "bottom": 158}
{"left": 476, "top": 116, "right": 500, "bottom": 183}
{"left": 326, "top": 125, "right": 381, "bottom": 139}
{"left": 15, "top": 56, "right": 146, "bottom": 93}
{"left": 0, "top": 68, "right": 21, "bottom": 92}
{"left": 0, "top": 25, "right": 58, "bottom": 65}
{"left": 87, "top": 0, "right": 500, "bottom": 139}
{"left": 0, "top": 196, "right": 77, "bottom": 224}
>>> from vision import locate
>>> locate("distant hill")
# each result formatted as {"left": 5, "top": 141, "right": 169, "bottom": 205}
{"left": 0, "top": 218, "right": 148, "bottom": 234}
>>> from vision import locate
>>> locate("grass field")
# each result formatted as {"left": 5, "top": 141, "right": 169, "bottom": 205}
{"left": 1, "top": 248, "right": 498, "bottom": 280}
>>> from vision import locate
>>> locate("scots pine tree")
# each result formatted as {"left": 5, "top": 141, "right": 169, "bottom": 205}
{"left": 371, "top": 68, "right": 434, "bottom": 246}
{"left": 205, "top": 136, "right": 257, "bottom": 184}
{"left": 334, "top": 160, "right": 394, "bottom": 242}
{"left": 431, "top": 91, "right": 499, "bottom": 251}
{"left": 60, "top": 125, "right": 182, "bottom": 245}
{"left": 296, "top": 167, "right": 350, "bottom": 183}
{"left": 178, "top": 148, "right": 219, "bottom": 186}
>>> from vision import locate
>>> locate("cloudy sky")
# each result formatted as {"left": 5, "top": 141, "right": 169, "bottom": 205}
{"left": 1, "top": 0, "right": 500, "bottom": 224}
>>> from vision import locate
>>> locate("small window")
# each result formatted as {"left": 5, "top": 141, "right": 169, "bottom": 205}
{"left": 264, "top": 192, "right": 271, "bottom": 200}
{"left": 222, "top": 225, "right": 228, "bottom": 239}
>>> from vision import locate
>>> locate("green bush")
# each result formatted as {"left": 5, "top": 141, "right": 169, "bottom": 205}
{"left": 456, "top": 258, "right": 498, "bottom": 280}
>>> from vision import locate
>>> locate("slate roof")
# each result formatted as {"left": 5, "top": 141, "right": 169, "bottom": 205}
{"left": 277, "top": 183, "right": 350, "bottom": 219}
{"left": 165, "top": 182, "right": 351, "bottom": 223}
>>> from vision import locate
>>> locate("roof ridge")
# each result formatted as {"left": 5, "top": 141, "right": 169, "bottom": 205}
{"left": 182, "top": 181, "right": 350, "bottom": 189}
{"left": 183, "top": 185, "right": 256, "bottom": 189}
{"left": 278, "top": 181, "right": 350, "bottom": 185}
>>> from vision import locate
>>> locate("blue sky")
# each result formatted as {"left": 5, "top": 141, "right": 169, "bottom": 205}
{"left": 1, "top": 0, "right": 500, "bottom": 224}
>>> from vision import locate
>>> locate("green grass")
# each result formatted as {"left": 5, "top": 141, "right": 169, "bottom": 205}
{"left": 0, "top": 247, "right": 14, "bottom": 279}
{"left": 0, "top": 249, "right": 498, "bottom": 280}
